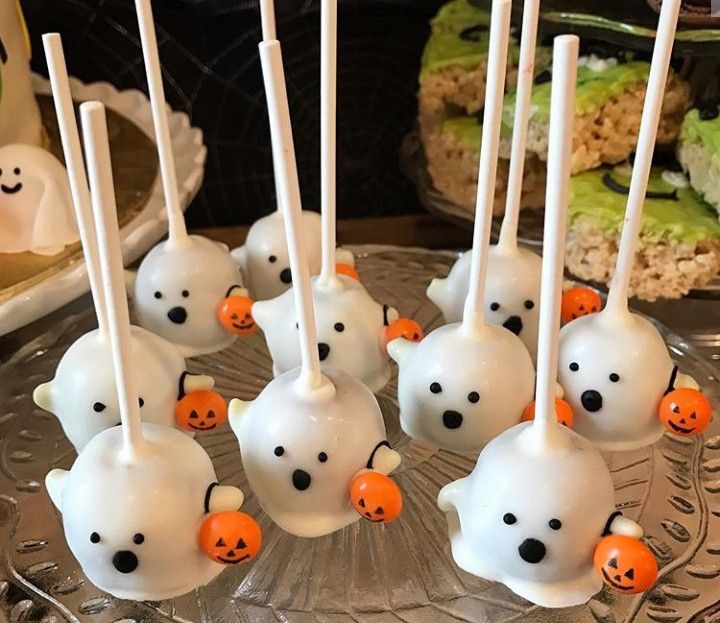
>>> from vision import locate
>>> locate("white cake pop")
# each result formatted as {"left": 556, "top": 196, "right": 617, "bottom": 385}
{"left": 426, "top": 0, "right": 544, "bottom": 362}
{"left": 0, "top": 143, "right": 78, "bottom": 255}
{"left": 390, "top": 4, "right": 534, "bottom": 452}
{"left": 439, "top": 38, "right": 656, "bottom": 606}
{"left": 128, "top": 0, "right": 254, "bottom": 357}
{"left": 557, "top": 1, "right": 706, "bottom": 451}
{"left": 46, "top": 101, "right": 257, "bottom": 601}
{"left": 230, "top": 34, "right": 402, "bottom": 538}
{"left": 0, "top": 0, "right": 43, "bottom": 147}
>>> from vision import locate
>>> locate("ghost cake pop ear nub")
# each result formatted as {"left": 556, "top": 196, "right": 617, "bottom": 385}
{"left": 558, "top": 0, "right": 687, "bottom": 451}
{"left": 229, "top": 34, "right": 401, "bottom": 538}
{"left": 131, "top": 0, "right": 251, "bottom": 357}
{"left": 389, "top": 0, "right": 535, "bottom": 453}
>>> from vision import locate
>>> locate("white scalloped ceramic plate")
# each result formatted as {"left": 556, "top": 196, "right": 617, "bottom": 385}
{"left": 0, "top": 74, "right": 206, "bottom": 337}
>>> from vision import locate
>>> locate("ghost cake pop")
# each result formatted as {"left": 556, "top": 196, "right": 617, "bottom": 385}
{"left": 557, "top": 0, "right": 709, "bottom": 451}
{"left": 389, "top": 0, "right": 534, "bottom": 452}
{"left": 439, "top": 40, "right": 657, "bottom": 606}
{"left": 128, "top": 0, "right": 255, "bottom": 358}
{"left": 230, "top": 34, "right": 402, "bottom": 538}
{"left": 252, "top": 0, "right": 402, "bottom": 393}
{"left": 46, "top": 101, "right": 259, "bottom": 601}
{"left": 426, "top": 0, "right": 543, "bottom": 362}
{"left": 33, "top": 35, "right": 222, "bottom": 452}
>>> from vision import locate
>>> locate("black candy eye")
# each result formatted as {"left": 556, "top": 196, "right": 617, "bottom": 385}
{"left": 93, "top": 402, "right": 106, "bottom": 412}
{"left": 468, "top": 391, "right": 480, "bottom": 404}
{"left": 274, "top": 446, "right": 284, "bottom": 457}
{"left": 90, "top": 532, "right": 100, "bottom": 543}
{"left": 318, "top": 452, "right": 328, "bottom": 463}
{"left": 430, "top": 382, "right": 442, "bottom": 394}
{"left": 133, "top": 533, "right": 145, "bottom": 545}
{"left": 569, "top": 362, "right": 579, "bottom": 371}
{"left": 269, "top": 255, "right": 277, "bottom": 263}
{"left": 182, "top": 290, "right": 189, "bottom": 298}
{"left": 334, "top": 322, "right": 345, "bottom": 332}
{"left": 138, "top": 397, "right": 145, "bottom": 407}
{"left": 548, "top": 518, "right": 562, "bottom": 530}
{"left": 154, "top": 291, "right": 162, "bottom": 299}
{"left": 215, "top": 537, "right": 226, "bottom": 547}
{"left": 609, "top": 373, "right": 620, "bottom": 382}
{"left": 524, "top": 300, "right": 534, "bottom": 310}
{"left": 503, "top": 513, "right": 517, "bottom": 525}
{"left": 13, "top": 167, "right": 20, "bottom": 175}
{"left": 490, "top": 302, "right": 500, "bottom": 311}
{"left": 625, "top": 568, "right": 635, "bottom": 580}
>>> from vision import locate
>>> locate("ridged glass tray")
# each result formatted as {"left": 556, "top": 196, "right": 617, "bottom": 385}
{"left": 1, "top": 245, "right": 719, "bottom": 623}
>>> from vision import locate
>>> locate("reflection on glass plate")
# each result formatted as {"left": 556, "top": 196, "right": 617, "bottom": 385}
{"left": 1, "top": 246, "right": 719, "bottom": 623}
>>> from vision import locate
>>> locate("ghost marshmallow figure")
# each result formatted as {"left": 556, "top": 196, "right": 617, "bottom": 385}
{"left": 231, "top": 32, "right": 402, "bottom": 538}
{"left": 0, "top": 143, "right": 77, "bottom": 254}
{"left": 128, "top": 0, "right": 250, "bottom": 357}
{"left": 440, "top": 34, "right": 654, "bottom": 608}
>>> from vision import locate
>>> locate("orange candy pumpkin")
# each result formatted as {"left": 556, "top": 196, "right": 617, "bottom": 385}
{"left": 198, "top": 511, "right": 262, "bottom": 564}
{"left": 350, "top": 471, "right": 403, "bottom": 524}
{"left": 522, "top": 398, "right": 575, "bottom": 428}
{"left": 659, "top": 387, "right": 712, "bottom": 437}
{"left": 216, "top": 295, "right": 258, "bottom": 336}
{"left": 594, "top": 535, "right": 657, "bottom": 594}
{"left": 336, "top": 263, "right": 360, "bottom": 281}
{"left": 561, "top": 287, "right": 602, "bottom": 324}
{"left": 383, "top": 318, "right": 424, "bottom": 349}
{"left": 175, "top": 390, "right": 228, "bottom": 432}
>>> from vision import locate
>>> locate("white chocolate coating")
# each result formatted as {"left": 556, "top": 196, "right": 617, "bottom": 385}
{"left": 438, "top": 422, "right": 615, "bottom": 608}
{"left": 389, "top": 322, "right": 535, "bottom": 452}
{"left": 0, "top": 144, "right": 77, "bottom": 254}
{"left": 558, "top": 312, "right": 673, "bottom": 451}
{"left": 0, "top": 1, "right": 43, "bottom": 147}
{"left": 45, "top": 423, "right": 243, "bottom": 601}
{"left": 232, "top": 210, "right": 322, "bottom": 300}
{"left": 253, "top": 275, "right": 397, "bottom": 393}
{"left": 133, "top": 235, "right": 245, "bottom": 357}
{"left": 33, "top": 326, "right": 186, "bottom": 452}
{"left": 426, "top": 246, "right": 541, "bottom": 361}
{"left": 229, "top": 368, "right": 399, "bottom": 538}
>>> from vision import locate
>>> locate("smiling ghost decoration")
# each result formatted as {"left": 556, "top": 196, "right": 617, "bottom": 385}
{"left": 0, "top": 143, "right": 77, "bottom": 254}
{"left": 439, "top": 34, "right": 657, "bottom": 607}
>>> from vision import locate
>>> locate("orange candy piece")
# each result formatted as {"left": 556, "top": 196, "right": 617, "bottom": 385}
{"left": 216, "top": 295, "right": 258, "bottom": 336}
{"left": 522, "top": 398, "right": 575, "bottom": 428}
{"left": 561, "top": 287, "right": 602, "bottom": 324}
{"left": 350, "top": 471, "right": 403, "bottom": 524}
{"left": 175, "top": 390, "right": 228, "bottom": 432}
{"left": 198, "top": 511, "right": 262, "bottom": 565}
{"left": 336, "top": 263, "right": 360, "bottom": 281}
{"left": 594, "top": 535, "right": 657, "bottom": 594}
{"left": 383, "top": 318, "right": 424, "bottom": 349}
{"left": 659, "top": 387, "right": 712, "bottom": 437}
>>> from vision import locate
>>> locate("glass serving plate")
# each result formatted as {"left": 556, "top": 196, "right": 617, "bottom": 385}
{"left": 1, "top": 245, "right": 719, "bottom": 623}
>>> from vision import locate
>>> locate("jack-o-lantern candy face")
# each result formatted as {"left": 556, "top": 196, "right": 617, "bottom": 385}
{"left": 383, "top": 318, "right": 424, "bottom": 349}
{"left": 175, "top": 390, "right": 228, "bottom": 432}
{"left": 594, "top": 535, "right": 657, "bottom": 593}
{"left": 561, "top": 287, "right": 602, "bottom": 324}
{"left": 521, "top": 398, "right": 575, "bottom": 428}
{"left": 217, "top": 295, "right": 257, "bottom": 336}
{"left": 659, "top": 387, "right": 712, "bottom": 437}
{"left": 350, "top": 471, "right": 403, "bottom": 524}
{"left": 198, "top": 511, "right": 262, "bottom": 564}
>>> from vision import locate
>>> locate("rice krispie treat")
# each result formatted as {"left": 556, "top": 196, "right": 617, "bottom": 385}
{"left": 425, "top": 115, "right": 546, "bottom": 214}
{"left": 677, "top": 103, "right": 720, "bottom": 217}
{"left": 501, "top": 55, "right": 691, "bottom": 174}
{"left": 566, "top": 164, "right": 720, "bottom": 300}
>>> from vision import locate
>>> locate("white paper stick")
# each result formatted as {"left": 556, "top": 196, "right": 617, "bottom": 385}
{"left": 259, "top": 40, "right": 323, "bottom": 391}
{"left": 534, "top": 35, "right": 578, "bottom": 439}
{"left": 319, "top": 0, "right": 337, "bottom": 284}
{"left": 496, "top": 0, "right": 541, "bottom": 253}
{"left": 81, "top": 101, "right": 145, "bottom": 457}
{"left": 43, "top": 33, "right": 108, "bottom": 337}
{"left": 134, "top": 0, "right": 188, "bottom": 247}
{"left": 461, "top": 0, "right": 512, "bottom": 333}
{"left": 260, "top": 0, "right": 277, "bottom": 41}
{"left": 604, "top": 0, "right": 681, "bottom": 318}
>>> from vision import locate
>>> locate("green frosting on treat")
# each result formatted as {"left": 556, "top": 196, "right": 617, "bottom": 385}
{"left": 442, "top": 115, "right": 482, "bottom": 147}
{"left": 569, "top": 167, "right": 720, "bottom": 245}
{"left": 430, "top": 0, "right": 490, "bottom": 35}
{"left": 681, "top": 108, "right": 720, "bottom": 169}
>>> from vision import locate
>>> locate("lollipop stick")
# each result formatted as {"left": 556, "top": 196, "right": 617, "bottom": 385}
{"left": 259, "top": 40, "right": 323, "bottom": 391}
{"left": 260, "top": 0, "right": 277, "bottom": 41}
{"left": 81, "top": 101, "right": 145, "bottom": 457}
{"left": 134, "top": 0, "right": 187, "bottom": 247}
{"left": 534, "top": 35, "right": 578, "bottom": 438}
{"left": 319, "top": 0, "right": 337, "bottom": 283}
{"left": 604, "top": 0, "right": 681, "bottom": 317}
{"left": 43, "top": 33, "right": 107, "bottom": 337}
{"left": 497, "top": 0, "right": 541, "bottom": 252}
{"left": 462, "top": 0, "right": 512, "bottom": 333}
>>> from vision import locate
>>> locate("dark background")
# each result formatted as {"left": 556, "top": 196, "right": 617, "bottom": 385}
{"left": 23, "top": 0, "right": 443, "bottom": 228}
